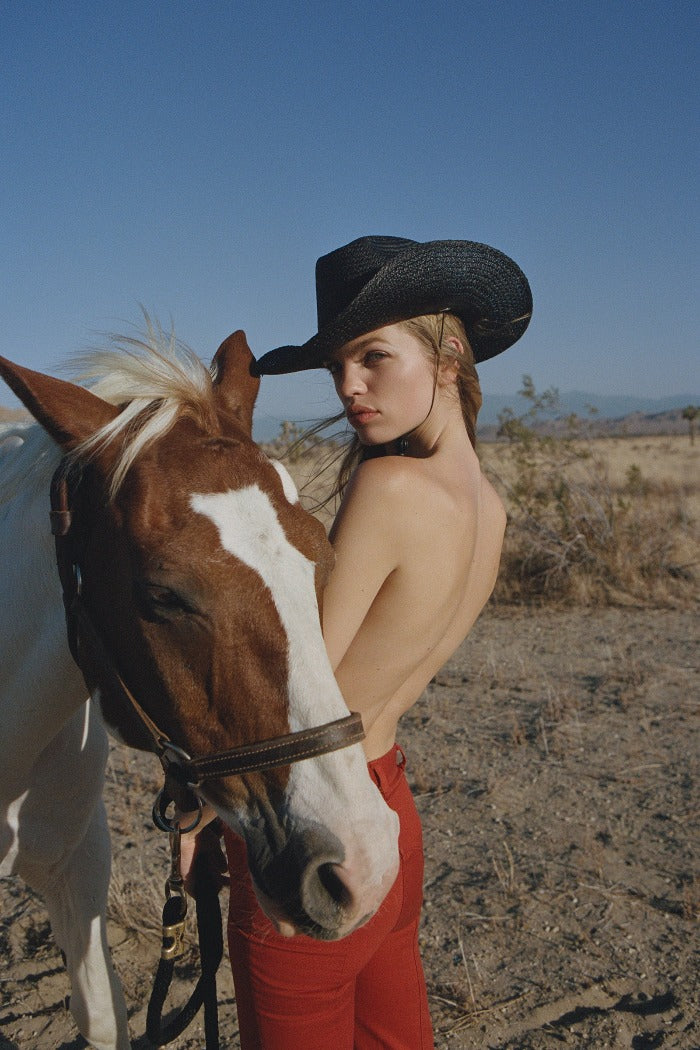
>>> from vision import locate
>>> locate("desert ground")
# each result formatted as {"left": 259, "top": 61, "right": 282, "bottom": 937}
{"left": 1, "top": 433, "right": 698, "bottom": 1049}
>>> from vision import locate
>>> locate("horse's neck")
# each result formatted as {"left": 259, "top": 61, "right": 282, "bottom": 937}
{"left": 0, "top": 457, "right": 88, "bottom": 774}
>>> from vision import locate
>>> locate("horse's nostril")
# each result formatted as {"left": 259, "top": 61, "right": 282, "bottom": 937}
{"left": 317, "top": 862, "right": 352, "bottom": 911}
{"left": 301, "top": 857, "right": 355, "bottom": 932}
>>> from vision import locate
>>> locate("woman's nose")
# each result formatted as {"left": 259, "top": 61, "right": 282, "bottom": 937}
{"left": 336, "top": 365, "right": 366, "bottom": 400}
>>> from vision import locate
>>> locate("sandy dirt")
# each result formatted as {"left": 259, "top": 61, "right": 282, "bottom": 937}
{"left": 1, "top": 605, "right": 697, "bottom": 1049}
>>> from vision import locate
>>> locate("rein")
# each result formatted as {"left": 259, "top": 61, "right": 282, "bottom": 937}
{"left": 49, "top": 458, "right": 365, "bottom": 1047}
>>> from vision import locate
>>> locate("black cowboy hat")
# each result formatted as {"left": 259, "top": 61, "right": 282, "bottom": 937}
{"left": 252, "top": 235, "right": 532, "bottom": 376}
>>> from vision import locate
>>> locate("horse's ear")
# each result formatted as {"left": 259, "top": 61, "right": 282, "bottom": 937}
{"left": 0, "top": 355, "right": 120, "bottom": 451}
{"left": 211, "top": 330, "right": 260, "bottom": 436}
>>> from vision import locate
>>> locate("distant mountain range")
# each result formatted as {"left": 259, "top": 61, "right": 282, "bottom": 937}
{"left": 476, "top": 391, "right": 700, "bottom": 427}
{"left": 2, "top": 391, "right": 698, "bottom": 442}
{"left": 252, "top": 392, "right": 699, "bottom": 442}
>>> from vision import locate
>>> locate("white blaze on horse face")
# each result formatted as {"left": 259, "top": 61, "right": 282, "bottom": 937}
{"left": 269, "top": 459, "right": 299, "bottom": 504}
{"left": 190, "top": 485, "right": 399, "bottom": 899}
{"left": 191, "top": 485, "right": 347, "bottom": 732}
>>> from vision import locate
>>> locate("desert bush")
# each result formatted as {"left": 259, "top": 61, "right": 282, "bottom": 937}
{"left": 265, "top": 419, "right": 344, "bottom": 466}
{"left": 265, "top": 420, "right": 346, "bottom": 528}
{"left": 265, "top": 420, "right": 313, "bottom": 462}
{"left": 682, "top": 404, "right": 698, "bottom": 445}
{"left": 107, "top": 860, "right": 164, "bottom": 942}
{"left": 487, "top": 379, "right": 696, "bottom": 606}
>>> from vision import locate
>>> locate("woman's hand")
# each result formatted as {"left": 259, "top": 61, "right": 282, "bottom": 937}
{"left": 177, "top": 805, "right": 228, "bottom": 895}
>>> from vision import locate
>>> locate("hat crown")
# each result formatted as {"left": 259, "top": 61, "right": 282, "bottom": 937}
{"left": 315, "top": 236, "right": 417, "bottom": 329}
{"left": 252, "top": 234, "right": 532, "bottom": 376}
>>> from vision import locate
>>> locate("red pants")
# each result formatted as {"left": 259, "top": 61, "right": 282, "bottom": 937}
{"left": 224, "top": 744, "right": 435, "bottom": 1049}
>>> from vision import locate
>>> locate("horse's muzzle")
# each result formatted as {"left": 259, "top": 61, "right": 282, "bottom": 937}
{"left": 245, "top": 819, "right": 387, "bottom": 940}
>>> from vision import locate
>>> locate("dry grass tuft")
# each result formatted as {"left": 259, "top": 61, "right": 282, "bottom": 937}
{"left": 481, "top": 380, "right": 698, "bottom": 607}
{"left": 107, "top": 861, "right": 164, "bottom": 942}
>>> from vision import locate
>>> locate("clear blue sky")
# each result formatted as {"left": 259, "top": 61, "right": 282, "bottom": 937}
{"left": 1, "top": 0, "right": 698, "bottom": 431}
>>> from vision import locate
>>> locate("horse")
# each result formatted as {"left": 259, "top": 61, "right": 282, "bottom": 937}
{"left": 0, "top": 323, "right": 399, "bottom": 1050}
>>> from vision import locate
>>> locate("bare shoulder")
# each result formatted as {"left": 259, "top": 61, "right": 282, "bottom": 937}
{"left": 331, "top": 450, "right": 507, "bottom": 569}
{"left": 345, "top": 453, "right": 424, "bottom": 495}
{"left": 329, "top": 455, "right": 430, "bottom": 541}
{"left": 339, "top": 452, "right": 503, "bottom": 529}
{"left": 344, "top": 453, "right": 460, "bottom": 509}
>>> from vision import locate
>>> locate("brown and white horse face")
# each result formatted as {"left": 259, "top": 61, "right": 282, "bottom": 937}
{"left": 0, "top": 334, "right": 399, "bottom": 940}
{"left": 96, "top": 417, "right": 336, "bottom": 762}
{"left": 86, "top": 420, "right": 398, "bottom": 939}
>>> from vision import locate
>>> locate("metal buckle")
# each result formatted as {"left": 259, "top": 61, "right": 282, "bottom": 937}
{"left": 159, "top": 828, "right": 189, "bottom": 960}
{"left": 159, "top": 740, "right": 194, "bottom": 770}
{"left": 161, "top": 913, "right": 187, "bottom": 960}
{"left": 152, "top": 741, "right": 203, "bottom": 833}
{"left": 152, "top": 789, "right": 203, "bottom": 834}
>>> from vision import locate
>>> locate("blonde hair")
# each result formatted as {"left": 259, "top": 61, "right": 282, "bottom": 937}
{"left": 400, "top": 313, "right": 482, "bottom": 446}
{"left": 329, "top": 313, "right": 482, "bottom": 499}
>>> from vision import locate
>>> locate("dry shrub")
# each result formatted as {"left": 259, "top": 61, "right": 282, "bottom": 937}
{"left": 264, "top": 423, "right": 345, "bottom": 528}
{"left": 486, "top": 379, "right": 697, "bottom": 606}
{"left": 265, "top": 420, "right": 315, "bottom": 463}
{"left": 107, "top": 860, "right": 164, "bottom": 942}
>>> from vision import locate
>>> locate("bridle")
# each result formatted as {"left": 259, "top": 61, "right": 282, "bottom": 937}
{"left": 49, "top": 458, "right": 365, "bottom": 826}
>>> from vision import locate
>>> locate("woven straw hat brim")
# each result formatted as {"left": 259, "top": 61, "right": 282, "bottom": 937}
{"left": 253, "top": 240, "right": 532, "bottom": 376}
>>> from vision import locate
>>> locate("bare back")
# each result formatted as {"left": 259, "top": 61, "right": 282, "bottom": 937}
{"left": 323, "top": 442, "right": 506, "bottom": 759}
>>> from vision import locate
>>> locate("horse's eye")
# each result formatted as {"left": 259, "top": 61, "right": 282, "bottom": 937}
{"left": 135, "top": 581, "right": 196, "bottom": 622}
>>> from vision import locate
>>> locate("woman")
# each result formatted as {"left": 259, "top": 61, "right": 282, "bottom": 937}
{"left": 187, "top": 235, "right": 532, "bottom": 1049}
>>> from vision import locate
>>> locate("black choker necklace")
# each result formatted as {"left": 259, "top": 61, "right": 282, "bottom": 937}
{"left": 364, "top": 436, "right": 410, "bottom": 460}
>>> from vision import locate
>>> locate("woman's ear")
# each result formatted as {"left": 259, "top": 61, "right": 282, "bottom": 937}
{"left": 438, "top": 336, "right": 464, "bottom": 386}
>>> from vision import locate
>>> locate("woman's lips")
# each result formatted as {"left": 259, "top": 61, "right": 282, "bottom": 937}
{"left": 347, "top": 407, "right": 378, "bottom": 426}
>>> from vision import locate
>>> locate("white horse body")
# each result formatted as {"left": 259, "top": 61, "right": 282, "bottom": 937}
{"left": 0, "top": 424, "right": 130, "bottom": 1048}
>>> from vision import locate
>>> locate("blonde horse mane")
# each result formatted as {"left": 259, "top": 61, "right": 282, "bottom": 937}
{"left": 0, "top": 316, "right": 218, "bottom": 506}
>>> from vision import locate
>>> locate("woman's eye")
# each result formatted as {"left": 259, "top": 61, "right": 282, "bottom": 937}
{"left": 364, "top": 350, "right": 387, "bottom": 365}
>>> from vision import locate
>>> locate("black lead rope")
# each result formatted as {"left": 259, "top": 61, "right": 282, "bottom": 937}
{"left": 146, "top": 845, "right": 223, "bottom": 1048}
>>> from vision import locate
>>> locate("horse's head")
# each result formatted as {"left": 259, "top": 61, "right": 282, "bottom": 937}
{"left": 0, "top": 330, "right": 399, "bottom": 939}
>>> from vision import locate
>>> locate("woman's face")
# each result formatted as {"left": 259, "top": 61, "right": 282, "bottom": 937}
{"left": 327, "top": 323, "right": 437, "bottom": 446}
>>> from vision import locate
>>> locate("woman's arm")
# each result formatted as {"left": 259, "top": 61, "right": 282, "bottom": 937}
{"left": 322, "top": 458, "right": 406, "bottom": 670}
